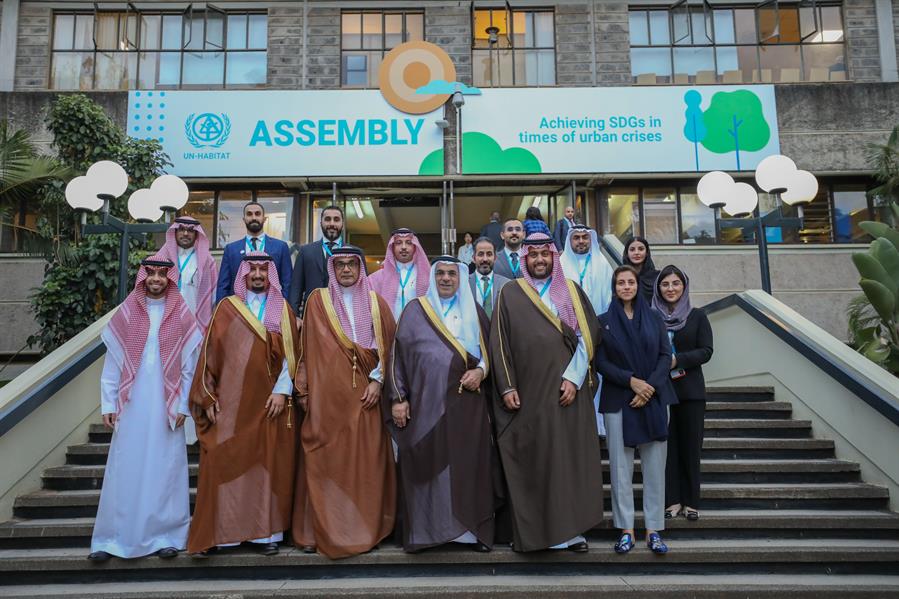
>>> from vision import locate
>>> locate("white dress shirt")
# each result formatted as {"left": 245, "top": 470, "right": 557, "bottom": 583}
{"left": 529, "top": 277, "right": 588, "bottom": 389}
{"left": 341, "top": 288, "right": 383, "bottom": 383}
{"left": 439, "top": 296, "right": 486, "bottom": 372}
{"left": 177, "top": 246, "right": 198, "bottom": 313}
{"left": 246, "top": 291, "right": 292, "bottom": 395}
{"left": 393, "top": 262, "right": 417, "bottom": 316}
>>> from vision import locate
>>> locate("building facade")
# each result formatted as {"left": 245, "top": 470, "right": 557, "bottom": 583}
{"left": 1, "top": 0, "right": 898, "bottom": 351}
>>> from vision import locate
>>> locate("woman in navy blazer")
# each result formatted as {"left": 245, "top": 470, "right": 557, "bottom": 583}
{"left": 596, "top": 265, "right": 677, "bottom": 556}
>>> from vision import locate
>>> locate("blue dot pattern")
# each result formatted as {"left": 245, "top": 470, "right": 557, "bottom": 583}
{"left": 128, "top": 90, "right": 168, "bottom": 143}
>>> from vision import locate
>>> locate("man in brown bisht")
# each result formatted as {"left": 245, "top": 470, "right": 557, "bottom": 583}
{"left": 489, "top": 232, "right": 603, "bottom": 552}
{"left": 188, "top": 252, "right": 299, "bottom": 556}
{"left": 387, "top": 256, "right": 496, "bottom": 554}
{"left": 292, "top": 245, "right": 396, "bottom": 559}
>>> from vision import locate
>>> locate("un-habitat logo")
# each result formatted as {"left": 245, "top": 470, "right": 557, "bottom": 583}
{"left": 185, "top": 113, "right": 231, "bottom": 148}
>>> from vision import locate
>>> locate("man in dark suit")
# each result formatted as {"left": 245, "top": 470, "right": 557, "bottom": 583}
{"left": 215, "top": 201, "right": 293, "bottom": 304}
{"left": 479, "top": 211, "right": 503, "bottom": 251}
{"left": 467, "top": 237, "right": 510, "bottom": 319}
{"left": 553, "top": 206, "right": 577, "bottom": 251}
{"left": 289, "top": 204, "right": 345, "bottom": 316}
{"left": 491, "top": 218, "right": 524, "bottom": 280}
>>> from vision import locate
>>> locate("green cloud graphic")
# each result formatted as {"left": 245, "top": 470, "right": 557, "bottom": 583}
{"left": 418, "top": 132, "right": 542, "bottom": 175}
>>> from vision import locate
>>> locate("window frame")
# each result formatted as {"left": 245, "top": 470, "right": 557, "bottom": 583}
{"left": 598, "top": 177, "right": 877, "bottom": 246}
{"left": 50, "top": 8, "right": 268, "bottom": 90}
{"left": 339, "top": 10, "right": 426, "bottom": 89}
{"left": 628, "top": 2, "right": 847, "bottom": 85}
{"left": 471, "top": 7, "right": 557, "bottom": 87}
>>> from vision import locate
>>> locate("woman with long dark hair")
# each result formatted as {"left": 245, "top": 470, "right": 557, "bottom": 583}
{"left": 596, "top": 265, "right": 678, "bottom": 555}
{"left": 652, "top": 265, "right": 713, "bottom": 522}
{"left": 623, "top": 236, "right": 659, "bottom": 301}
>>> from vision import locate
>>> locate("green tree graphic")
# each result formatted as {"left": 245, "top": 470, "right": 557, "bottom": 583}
{"left": 419, "top": 132, "right": 541, "bottom": 175}
{"left": 700, "top": 90, "right": 771, "bottom": 170}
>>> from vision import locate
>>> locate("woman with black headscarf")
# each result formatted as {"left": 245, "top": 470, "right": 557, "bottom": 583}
{"left": 652, "top": 265, "right": 714, "bottom": 522}
{"left": 623, "top": 236, "right": 659, "bottom": 302}
{"left": 596, "top": 265, "right": 678, "bottom": 555}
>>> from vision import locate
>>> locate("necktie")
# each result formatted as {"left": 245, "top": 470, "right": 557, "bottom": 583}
{"left": 250, "top": 237, "right": 258, "bottom": 251}
{"left": 510, "top": 252, "right": 519, "bottom": 275}
{"left": 327, "top": 241, "right": 335, "bottom": 252}
{"left": 482, "top": 276, "right": 492, "bottom": 317}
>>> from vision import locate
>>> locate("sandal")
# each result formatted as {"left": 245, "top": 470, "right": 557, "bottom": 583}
{"left": 684, "top": 508, "right": 699, "bottom": 521}
{"left": 647, "top": 532, "right": 668, "bottom": 555}
{"left": 614, "top": 533, "right": 634, "bottom": 554}
{"left": 664, "top": 506, "right": 681, "bottom": 520}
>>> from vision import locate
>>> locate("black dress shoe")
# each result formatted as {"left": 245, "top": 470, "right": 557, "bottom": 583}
{"left": 567, "top": 541, "right": 589, "bottom": 553}
{"left": 260, "top": 542, "right": 279, "bottom": 556}
{"left": 472, "top": 542, "right": 491, "bottom": 553}
{"left": 157, "top": 547, "right": 178, "bottom": 559}
{"left": 302, "top": 545, "right": 316, "bottom": 554}
{"left": 87, "top": 551, "right": 112, "bottom": 562}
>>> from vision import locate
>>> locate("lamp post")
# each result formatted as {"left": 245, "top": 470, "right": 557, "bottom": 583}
{"left": 697, "top": 155, "right": 818, "bottom": 294}
{"left": 64, "top": 161, "right": 189, "bottom": 304}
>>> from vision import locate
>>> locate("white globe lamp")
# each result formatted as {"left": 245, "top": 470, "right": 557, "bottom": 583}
{"left": 151, "top": 174, "right": 190, "bottom": 212}
{"left": 127, "top": 188, "right": 164, "bottom": 223}
{"left": 755, "top": 155, "right": 796, "bottom": 194}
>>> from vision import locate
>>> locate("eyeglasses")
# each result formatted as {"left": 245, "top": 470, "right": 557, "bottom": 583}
{"left": 505, "top": 226, "right": 523, "bottom": 232}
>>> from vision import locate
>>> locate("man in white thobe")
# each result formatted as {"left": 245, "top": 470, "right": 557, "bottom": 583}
{"left": 560, "top": 225, "right": 614, "bottom": 437}
{"left": 369, "top": 228, "right": 431, "bottom": 319}
{"left": 89, "top": 256, "right": 202, "bottom": 561}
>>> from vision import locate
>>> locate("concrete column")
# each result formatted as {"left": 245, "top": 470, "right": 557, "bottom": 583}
{"left": 874, "top": 0, "right": 898, "bottom": 81}
{"left": 0, "top": 0, "right": 20, "bottom": 91}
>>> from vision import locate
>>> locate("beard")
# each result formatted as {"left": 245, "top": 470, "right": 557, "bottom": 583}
{"left": 246, "top": 220, "right": 263, "bottom": 233}
{"left": 322, "top": 227, "right": 341, "bottom": 241}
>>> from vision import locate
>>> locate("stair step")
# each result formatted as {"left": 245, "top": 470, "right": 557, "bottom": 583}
{"left": 2, "top": 574, "right": 899, "bottom": 598}
{"left": 40, "top": 458, "right": 862, "bottom": 491}
{"left": 4, "top": 509, "right": 898, "bottom": 549}
{"left": 2, "top": 540, "right": 898, "bottom": 583}
{"left": 64, "top": 437, "right": 833, "bottom": 466}
{"left": 705, "top": 387, "right": 776, "bottom": 402}
{"left": 12, "top": 483, "right": 888, "bottom": 520}
{"left": 705, "top": 402, "right": 792, "bottom": 419}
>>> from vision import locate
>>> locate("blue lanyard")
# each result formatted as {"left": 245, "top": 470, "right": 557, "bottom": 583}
{"left": 479, "top": 276, "right": 493, "bottom": 305}
{"left": 539, "top": 277, "right": 553, "bottom": 298}
{"left": 668, "top": 330, "right": 677, "bottom": 355}
{"left": 442, "top": 296, "right": 457, "bottom": 318}
{"left": 248, "top": 296, "right": 267, "bottom": 321}
{"left": 398, "top": 265, "right": 413, "bottom": 308}
{"left": 509, "top": 252, "right": 520, "bottom": 276}
{"left": 246, "top": 235, "right": 265, "bottom": 254}
{"left": 578, "top": 254, "right": 591, "bottom": 287}
{"left": 323, "top": 238, "right": 342, "bottom": 257}
{"left": 177, "top": 250, "right": 195, "bottom": 290}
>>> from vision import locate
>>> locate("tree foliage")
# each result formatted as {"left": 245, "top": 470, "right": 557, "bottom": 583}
{"left": 28, "top": 94, "right": 170, "bottom": 354}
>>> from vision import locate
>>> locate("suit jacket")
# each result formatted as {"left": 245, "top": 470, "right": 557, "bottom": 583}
{"left": 595, "top": 312, "right": 678, "bottom": 414}
{"left": 553, "top": 219, "right": 572, "bottom": 251}
{"left": 479, "top": 220, "right": 503, "bottom": 250}
{"left": 492, "top": 249, "right": 523, "bottom": 280}
{"left": 289, "top": 239, "right": 330, "bottom": 316}
{"left": 468, "top": 271, "right": 510, "bottom": 310}
{"left": 215, "top": 235, "right": 293, "bottom": 304}
{"left": 670, "top": 309, "right": 714, "bottom": 401}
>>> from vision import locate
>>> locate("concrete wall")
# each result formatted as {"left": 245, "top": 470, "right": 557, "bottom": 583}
{"left": 652, "top": 245, "right": 865, "bottom": 341}
{"left": 0, "top": 258, "right": 43, "bottom": 355}
{"left": 705, "top": 291, "right": 899, "bottom": 511}
{"left": 13, "top": 2, "right": 49, "bottom": 90}
{"left": 844, "top": 0, "right": 884, "bottom": 82}
{"left": 426, "top": 5, "right": 472, "bottom": 87}
{"left": 267, "top": 3, "right": 304, "bottom": 89}
{"left": 776, "top": 82, "right": 899, "bottom": 173}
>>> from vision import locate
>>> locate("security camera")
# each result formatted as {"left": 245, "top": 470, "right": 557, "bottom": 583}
{"left": 435, "top": 119, "right": 450, "bottom": 129}
{"left": 452, "top": 91, "right": 465, "bottom": 108}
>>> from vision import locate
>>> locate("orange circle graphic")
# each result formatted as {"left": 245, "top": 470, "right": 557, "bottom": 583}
{"left": 379, "top": 41, "right": 457, "bottom": 115}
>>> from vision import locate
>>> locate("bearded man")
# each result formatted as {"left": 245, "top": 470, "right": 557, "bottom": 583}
{"left": 89, "top": 256, "right": 202, "bottom": 562}
{"left": 292, "top": 246, "right": 397, "bottom": 559}
{"left": 387, "top": 256, "right": 496, "bottom": 553}
{"left": 369, "top": 228, "right": 430, "bottom": 319}
{"left": 188, "top": 252, "right": 299, "bottom": 556}
{"left": 489, "top": 233, "right": 603, "bottom": 552}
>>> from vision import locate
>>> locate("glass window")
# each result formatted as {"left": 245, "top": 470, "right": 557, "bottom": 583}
{"left": 607, "top": 188, "right": 640, "bottom": 243}
{"left": 180, "top": 191, "right": 216, "bottom": 241}
{"left": 630, "top": 4, "right": 846, "bottom": 85}
{"left": 341, "top": 11, "right": 424, "bottom": 87}
{"left": 471, "top": 9, "right": 555, "bottom": 87}
{"left": 680, "top": 190, "right": 717, "bottom": 244}
{"left": 216, "top": 191, "right": 254, "bottom": 247}
{"left": 832, "top": 186, "right": 870, "bottom": 243}
{"left": 52, "top": 10, "right": 267, "bottom": 90}
{"left": 256, "top": 192, "right": 295, "bottom": 242}
{"left": 643, "top": 188, "right": 679, "bottom": 244}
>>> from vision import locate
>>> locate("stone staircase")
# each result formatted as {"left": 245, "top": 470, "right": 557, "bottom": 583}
{"left": 1, "top": 387, "right": 898, "bottom": 598}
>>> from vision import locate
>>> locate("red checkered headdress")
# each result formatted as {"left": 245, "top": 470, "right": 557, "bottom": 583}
{"left": 161, "top": 217, "right": 217, "bottom": 330}
{"left": 327, "top": 246, "right": 376, "bottom": 349}
{"left": 520, "top": 233, "right": 580, "bottom": 333}
{"left": 104, "top": 253, "right": 199, "bottom": 429}
{"left": 233, "top": 251, "right": 285, "bottom": 333}
{"left": 369, "top": 228, "right": 430, "bottom": 310}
